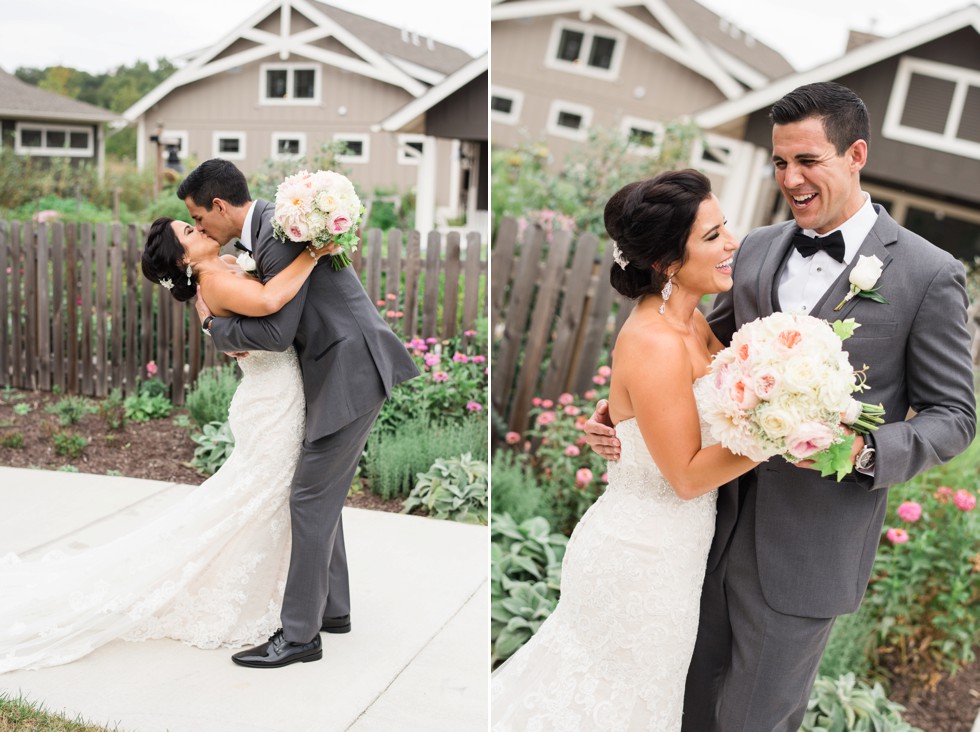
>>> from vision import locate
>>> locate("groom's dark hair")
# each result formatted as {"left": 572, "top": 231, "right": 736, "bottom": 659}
{"left": 176, "top": 158, "right": 252, "bottom": 209}
{"left": 604, "top": 169, "right": 712, "bottom": 300}
{"left": 769, "top": 82, "right": 870, "bottom": 155}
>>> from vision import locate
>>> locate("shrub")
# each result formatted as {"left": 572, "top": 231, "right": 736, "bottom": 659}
{"left": 190, "top": 420, "right": 236, "bottom": 477}
{"left": 52, "top": 432, "right": 87, "bottom": 459}
{"left": 801, "top": 674, "right": 920, "bottom": 732}
{"left": 45, "top": 395, "right": 97, "bottom": 426}
{"left": 403, "top": 453, "right": 488, "bottom": 524}
{"left": 185, "top": 364, "right": 240, "bottom": 428}
{"left": 489, "top": 450, "right": 553, "bottom": 525}
{"left": 124, "top": 381, "right": 172, "bottom": 422}
{"left": 98, "top": 389, "right": 126, "bottom": 431}
{"left": 0, "top": 432, "right": 25, "bottom": 449}
{"left": 13, "top": 403, "right": 31, "bottom": 416}
{"left": 363, "top": 416, "right": 486, "bottom": 500}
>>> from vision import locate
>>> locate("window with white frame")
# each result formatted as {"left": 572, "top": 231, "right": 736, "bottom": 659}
{"left": 212, "top": 131, "right": 246, "bottom": 160}
{"left": 397, "top": 134, "right": 426, "bottom": 165}
{"left": 694, "top": 133, "right": 736, "bottom": 174}
{"left": 621, "top": 116, "right": 664, "bottom": 157}
{"left": 260, "top": 63, "right": 321, "bottom": 105}
{"left": 334, "top": 133, "right": 370, "bottom": 163}
{"left": 14, "top": 123, "right": 92, "bottom": 156}
{"left": 547, "top": 100, "right": 592, "bottom": 141}
{"left": 883, "top": 56, "right": 980, "bottom": 160}
{"left": 546, "top": 19, "right": 625, "bottom": 80}
{"left": 272, "top": 132, "right": 306, "bottom": 159}
{"left": 490, "top": 86, "right": 524, "bottom": 125}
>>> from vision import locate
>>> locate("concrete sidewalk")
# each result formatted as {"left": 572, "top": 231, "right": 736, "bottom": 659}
{"left": 0, "top": 467, "right": 489, "bottom": 731}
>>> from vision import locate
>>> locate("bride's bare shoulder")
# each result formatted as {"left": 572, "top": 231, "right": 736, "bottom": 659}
{"left": 615, "top": 315, "right": 687, "bottom": 365}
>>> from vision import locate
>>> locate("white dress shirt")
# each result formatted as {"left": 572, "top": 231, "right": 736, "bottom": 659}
{"left": 238, "top": 201, "right": 258, "bottom": 252}
{"left": 777, "top": 193, "right": 878, "bottom": 314}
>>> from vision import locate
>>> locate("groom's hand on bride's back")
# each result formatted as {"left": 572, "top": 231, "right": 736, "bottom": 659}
{"left": 585, "top": 400, "right": 621, "bottom": 461}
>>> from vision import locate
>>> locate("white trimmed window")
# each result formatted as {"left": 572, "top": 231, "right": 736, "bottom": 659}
{"left": 272, "top": 132, "right": 306, "bottom": 159}
{"left": 260, "top": 63, "right": 321, "bottom": 105}
{"left": 333, "top": 133, "right": 370, "bottom": 163}
{"left": 15, "top": 123, "right": 92, "bottom": 157}
{"left": 694, "top": 133, "right": 736, "bottom": 174}
{"left": 490, "top": 86, "right": 524, "bottom": 125}
{"left": 621, "top": 116, "right": 664, "bottom": 157}
{"left": 545, "top": 19, "right": 625, "bottom": 80}
{"left": 397, "top": 134, "right": 426, "bottom": 165}
{"left": 547, "top": 100, "right": 592, "bottom": 141}
{"left": 213, "top": 131, "right": 246, "bottom": 160}
{"left": 883, "top": 56, "right": 980, "bottom": 161}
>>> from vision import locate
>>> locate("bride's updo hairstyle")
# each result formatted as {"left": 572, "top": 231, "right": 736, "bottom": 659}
{"left": 141, "top": 217, "right": 197, "bottom": 302}
{"left": 604, "top": 169, "right": 712, "bottom": 300}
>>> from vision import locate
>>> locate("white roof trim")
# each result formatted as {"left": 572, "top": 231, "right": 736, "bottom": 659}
{"left": 123, "top": 0, "right": 427, "bottom": 122}
{"left": 704, "top": 43, "right": 769, "bottom": 91}
{"left": 378, "top": 53, "right": 487, "bottom": 132}
{"left": 696, "top": 4, "right": 980, "bottom": 130}
{"left": 386, "top": 56, "right": 448, "bottom": 85}
{"left": 490, "top": 0, "right": 744, "bottom": 100}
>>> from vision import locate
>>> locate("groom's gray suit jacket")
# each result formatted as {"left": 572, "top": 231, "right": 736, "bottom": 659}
{"left": 209, "top": 199, "right": 419, "bottom": 440}
{"left": 707, "top": 205, "right": 976, "bottom": 618}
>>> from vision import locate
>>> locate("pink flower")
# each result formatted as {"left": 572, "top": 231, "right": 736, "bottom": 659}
{"left": 935, "top": 486, "right": 954, "bottom": 503}
{"left": 559, "top": 392, "right": 575, "bottom": 406}
{"left": 394, "top": 311, "right": 404, "bottom": 318}
{"left": 575, "top": 436, "right": 587, "bottom": 446}
{"left": 953, "top": 490, "right": 977, "bottom": 512}
{"left": 425, "top": 337, "right": 438, "bottom": 344}
{"left": 753, "top": 371, "right": 778, "bottom": 400}
{"left": 896, "top": 501, "right": 922, "bottom": 523}
{"left": 466, "top": 401, "right": 483, "bottom": 412}
{"left": 776, "top": 329, "right": 803, "bottom": 353}
{"left": 145, "top": 361, "right": 158, "bottom": 377}
{"left": 584, "top": 389, "right": 597, "bottom": 401}
{"left": 472, "top": 355, "right": 486, "bottom": 364}
{"left": 576, "top": 468, "right": 593, "bottom": 485}
{"left": 575, "top": 416, "right": 588, "bottom": 430}
{"left": 536, "top": 411, "right": 557, "bottom": 426}
{"left": 387, "top": 293, "right": 397, "bottom": 300}
{"left": 886, "top": 528, "right": 909, "bottom": 544}
{"left": 597, "top": 365, "right": 612, "bottom": 378}
{"left": 532, "top": 397, "right": 542, "bottom": 407}
{"left": 564, "top": 445, "right": 580, "bottom": 457}
{"left": 601, "top": 472, "right": 609, "bottom": 483}
{"left": 541, "top": 400, "right": 554, "bottom": 409}
{"left": 564, "top": 405, "right": 580, "bottom": 417}
{"left": 386, "top": 310, "right": 397, "bottom": 317}
{"left": 464, "top": 329, "right": 477, "bottom": 337}
{"left": 377, "top": 300, "right": 386, "bottom": 307}
{"left": 453, "top": 352, "right": 469, "bottom": 364}
{"left": 505, "top": 431, "right": 521, "bottom": 445}
{"left": 592, "top": 376, "right": 607, "bottom": 386}
{"left": 729, "top": 379, "right": 759, "bottom": 410}
{"left": 786, "top": 423, "right": 835, "bottom": 459}
{"left": 433, "top": 371, "right": 449, "bottom": 382}
{"left": 424, "top": 353, "right": 439, "bottom": 368}
{"left": 329, "top": 215, "right": 351, "bottom": 233}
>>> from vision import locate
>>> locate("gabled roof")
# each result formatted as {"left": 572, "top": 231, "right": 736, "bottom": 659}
{"left": 695, "top": 4, "right": 980, "bottom": 130}
{"left": 490, "top": 0, "right": 793, "bottom": 100}
{"left": 378, "top": 53, "right": 488, "bottom": 132}
{"left": 123, "top": 0, "right": 472, "bottom": 122}
{"left": 0, "top": 69, "right": 119, "bottom": 123}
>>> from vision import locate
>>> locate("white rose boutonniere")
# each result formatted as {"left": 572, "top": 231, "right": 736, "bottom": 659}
{"left": 834, "top": 255, "right": 887, "bottom": 311}
{"left": 237, "top": 251, "right": 257, "bottom": 274}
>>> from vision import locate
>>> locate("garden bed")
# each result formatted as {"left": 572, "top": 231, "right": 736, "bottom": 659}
{"left": 890, "top": 657, "right": 980, "bottom": 732}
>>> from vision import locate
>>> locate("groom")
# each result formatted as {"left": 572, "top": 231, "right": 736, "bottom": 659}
{"left": 178, "top": 159, "right": 419, "bottom": 668}
{"left": 587, "top": 82, "right": 976, "bottom": 728}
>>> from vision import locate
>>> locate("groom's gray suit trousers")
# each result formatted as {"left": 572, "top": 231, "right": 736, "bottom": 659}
{"left": 280, "top": 400, "right": 384, "bottom": 643}
{"left": 682, "top": 479, "right": 835, "bottom": 732}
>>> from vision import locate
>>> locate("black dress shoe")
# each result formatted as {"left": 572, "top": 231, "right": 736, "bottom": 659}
{"left": 320, "top": 614, "right": 351, "bottom": 634}
{"left": 232, "top": 629, "right": 322, "bottom": 668}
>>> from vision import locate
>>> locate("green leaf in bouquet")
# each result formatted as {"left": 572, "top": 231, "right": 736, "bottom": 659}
{"left": 831, "top": 318, "right": 860, "bottom": 341}
{"left": 810, "top": 435, "right": 856, "bottom": 482}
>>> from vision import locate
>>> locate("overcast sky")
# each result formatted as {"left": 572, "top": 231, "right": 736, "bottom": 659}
{"left": 0, "top": 0, "right": 488, "bottom": 74}
{"left": 0, "top": 1, "right": 973, "bottom": 75}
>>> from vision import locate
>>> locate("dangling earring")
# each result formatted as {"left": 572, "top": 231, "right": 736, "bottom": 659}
{"left": 659, "top": 278, "right": 673, "bottom": 315}
{"left": 185, "top": 263, "right": 193, "bottom": 285}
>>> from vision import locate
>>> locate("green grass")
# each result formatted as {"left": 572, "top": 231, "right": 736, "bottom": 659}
{"left": 0, "top": 692, "right": 125, "bottom": 731}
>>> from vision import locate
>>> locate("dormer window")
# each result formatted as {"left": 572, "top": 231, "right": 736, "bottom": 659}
{"left": 546, "top": 20, "right": 625, "bottom": 80}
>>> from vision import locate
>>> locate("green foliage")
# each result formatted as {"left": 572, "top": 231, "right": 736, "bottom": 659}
{"left": 248, "top": 142, "right": 351, "bottom": 201}
{"left": 13, "top": 403, "right": 31, "bottom": 416}
{"left": 0, "top": 386, "right": 25, "bottom": 403}
{"left": 403, "top": 453, "right": 488, "bottom": 524}
{"left": 364, "top": 416, "right": 487, "bottom": 500}
{"left": 489, "top": 450, "right": 553, "bottom": 525}
{"left": 123, "top": 381, "right": 172, "bottom": 422}
{"left": 491, "top": 122, "right": 699, "bottom": 239}
{"left": 45, "top": 395, "right": 97, "bottom": 426}
{"left": 818, "top": 603, "right": 877, "bottom": 680}
{"left": 185, "top": 364, "right": 240, "bottom": 428}
{"left": 0, "top": 432, "right": 25, "bottom": 449}
{"left": 801, "top": 674, "right": 920, "bottom": 732}
{"left": 190, "top": 420, "right": 236, "bottom": 477}
{"left": 52, "top": 432, "right": 87, "bottom": 459}
{"left": 58, "top": 464, "right": 80, "bottom": 473}
{"left": 490, "top": 513, "right": 568, "bottom": 664}
{"left": 98, "top": 389, "right": 127, "bottom": 431}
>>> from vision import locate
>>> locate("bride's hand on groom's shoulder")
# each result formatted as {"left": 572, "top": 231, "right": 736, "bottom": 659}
{"left": 585, "top": 400, "right": 621, "bottom": 461}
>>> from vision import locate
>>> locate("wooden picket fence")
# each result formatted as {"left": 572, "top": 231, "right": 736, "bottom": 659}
{"left": 0, "top": 220, "right": 486, "bottom": 404}
{"left": 492, "top": 216, "right": 634, "bottom": 434}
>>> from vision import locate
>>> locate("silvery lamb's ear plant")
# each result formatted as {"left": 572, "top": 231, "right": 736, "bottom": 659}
{"left": 402, "top": 453, "right": 488, "bottom": 524}
{"left": 800, "top": 673, "right": 921, "bottom": 732}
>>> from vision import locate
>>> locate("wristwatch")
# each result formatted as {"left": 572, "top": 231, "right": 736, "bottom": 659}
{"left": 855, "top": 444, "right": 876, "bottom": 472}
{"left": 202, "top": 315, "right": 215, "bottom": 336}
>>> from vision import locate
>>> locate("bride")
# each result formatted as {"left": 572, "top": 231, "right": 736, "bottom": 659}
{"left": 491, "top": 170, "right": 763, "bottom": 730}
{"left": 0, "top": 219, "right": 333, "bottom": 673}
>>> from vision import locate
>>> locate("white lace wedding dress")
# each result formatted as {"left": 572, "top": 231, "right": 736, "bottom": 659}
{"left": 0, "top": 348, "right": 304, "bottom": 673}
{"left": 491, "top": 377, "right": 719, "bottom": 731}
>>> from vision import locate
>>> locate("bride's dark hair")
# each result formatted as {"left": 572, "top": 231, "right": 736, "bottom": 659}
{"left": 604, "top": 169, "right": 713, "bottom": 300}
{"left": 141, "top": 217, "right": 197, "bottom": 302}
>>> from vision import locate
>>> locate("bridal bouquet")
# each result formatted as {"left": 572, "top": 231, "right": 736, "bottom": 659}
{"left": 271, "top": 169, "right": 364, "bottom": 269}
{"left": 701, "top": 313, "right": 885, "bottom": 480}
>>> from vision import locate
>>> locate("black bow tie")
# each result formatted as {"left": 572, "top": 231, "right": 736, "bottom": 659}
{"left": 234, "top": 240, "right": 250, "bottom": 253}
{"left": 791, "top": 229, "right": 845, "bottom": 263}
